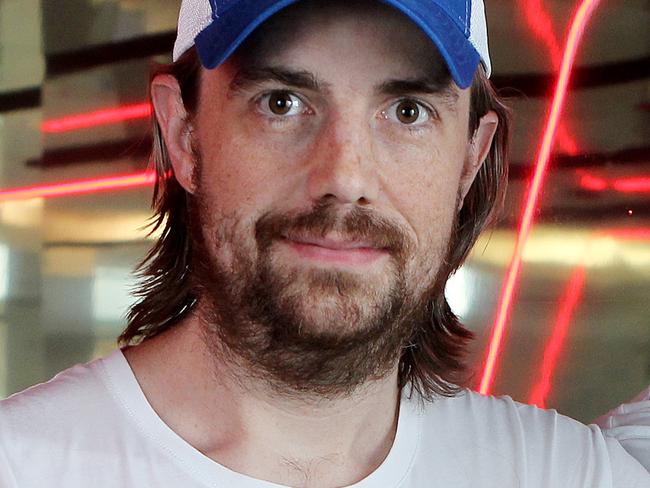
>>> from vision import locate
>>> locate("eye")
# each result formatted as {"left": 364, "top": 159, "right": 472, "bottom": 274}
{"left": 383, "top": 99, "right": 432, "bottom": 126}
{"left": 260, "top": 91, "right": 307, "bottom": 117}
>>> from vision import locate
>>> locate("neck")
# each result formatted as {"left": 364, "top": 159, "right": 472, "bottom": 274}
{"left": 124, "top": 316, "right": 402, "bottom": 488}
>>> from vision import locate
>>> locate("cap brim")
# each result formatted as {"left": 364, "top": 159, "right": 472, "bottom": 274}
{"left": 195, "top": 0, "right": 480, "bottom": 89}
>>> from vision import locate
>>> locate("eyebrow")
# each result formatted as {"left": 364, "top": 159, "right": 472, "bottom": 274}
{"left": 377, "top": 77, "right": 459, "bottom": 111}
{"left": 229, "top": 66, "right": 331, "bottom": 95}
{"left": 228, "top": 66, "right": 458, "bottom": 110}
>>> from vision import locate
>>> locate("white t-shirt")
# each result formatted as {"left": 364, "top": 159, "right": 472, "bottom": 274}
{"left": 0, "top": 349, "right": 648, "bottom": 488}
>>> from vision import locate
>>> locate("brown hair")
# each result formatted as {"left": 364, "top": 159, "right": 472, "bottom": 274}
{"left": 120, "top": 47, "right": 511, "bottom": 398}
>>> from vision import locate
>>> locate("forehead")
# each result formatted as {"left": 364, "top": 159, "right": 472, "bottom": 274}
{"left": 228, "top": 0, "right": 452, "bottom": 83}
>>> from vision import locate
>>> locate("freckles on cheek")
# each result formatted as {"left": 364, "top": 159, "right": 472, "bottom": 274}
{"left": 393, "top": 162, "right": 460, "bottom": 210}
{"left": 390, "top": 164, "right": 462, "bottom": 251}
{"left": 204, "top": 149, "right": 302, "bottom": 217}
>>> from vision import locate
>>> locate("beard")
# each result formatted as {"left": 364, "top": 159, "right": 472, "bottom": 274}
{"left": 189, "top": 180, "right": 451, "bottom": 399}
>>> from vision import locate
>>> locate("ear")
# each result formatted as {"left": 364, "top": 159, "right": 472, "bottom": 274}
{"left": 458, "top": 110, "right": 499, "bottom": 207}
{"left": 150, "top": 74, "right": 197, "bottom": 194}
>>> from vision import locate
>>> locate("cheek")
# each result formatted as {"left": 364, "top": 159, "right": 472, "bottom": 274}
{"left": 194, "top": 190, "right": 260, "bottom": 277}
{"left": 375, "top": 133, "right": 466, "bottom": 281}
{"left": 195, "top": 125, "right": 302, "bottom": 215}
{"left": 378, "top": 133, "right": 466, "bottom": 231}
{"left": 194, "top": 92, "right": 300, "bottom": 214}
{"left": 400, "top": 188, "right": 459, "bottom": 294}
{"left": 406, "top": 183, "right": 459, "bottom": 259}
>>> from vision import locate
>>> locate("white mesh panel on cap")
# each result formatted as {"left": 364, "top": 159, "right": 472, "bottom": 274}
{"left": 173, "top": 0, "right": 214, "bottom": 61}
{"left": 468, "top": 0, "right": 491, "bottom": 76}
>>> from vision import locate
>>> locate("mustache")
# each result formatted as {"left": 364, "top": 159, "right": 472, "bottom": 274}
{"left": 254, "top": 200, "right": 413, "bottom": 260}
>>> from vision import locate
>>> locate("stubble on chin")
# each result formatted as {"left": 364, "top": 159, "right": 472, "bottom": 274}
{"left": 189, "top": 195, "right": 444, "bottom": 399}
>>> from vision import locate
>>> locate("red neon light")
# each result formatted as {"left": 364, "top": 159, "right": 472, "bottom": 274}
{"left": 41, "top": 103, "right": 152, "bottom": 134}
{"left": 528, "top": 267, "right": 586, "bottom": 408}
{"left": 521, "top": 0, "right": 562, "bottom": 67}
{"left": 527, "top": 227, "right": 650, "bottom": 407}
{"left": 579, "top": 173, "right": 608, "bottom": 191}
{"left": 556, "top": 126, "right": 579, "bottom": 156}
{"left": 521, "top": 0, "right": 579, "bottom": 155}
{"left": 606, "top": 228, "right": 650, "bottom": 241}
{"left": 0, "top": 171, "right": 155, "bottom": 202}
{"left": 578, "top": 173, "right": 650, "bottom": 194}
{"left": 479, "top": 0, "right": 602, "bottom": 396}
{"left": 612, "top": 177, "right": 650, "bottom": 193}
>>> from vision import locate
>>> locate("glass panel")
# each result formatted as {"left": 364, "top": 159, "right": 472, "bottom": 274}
{"left": 42, "top": 0, "right": 178, "bottom": 54}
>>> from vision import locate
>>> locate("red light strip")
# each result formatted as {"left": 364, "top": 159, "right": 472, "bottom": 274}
{"left": 612, "top": 177, "right": 650, "bottom": 193}
{"left": 606, "top": 228, "right": 650, "bottom": 241}
{"left": 521, "top": 0, "right": 563, "bottom": 67}
{"left": 528, "top": 266, "right": 586, "bottom": 408}
{"left": 578, "top": 173, "right": 608, "bottom": 191}
{"left": 0, "top": 171, "right": 155, "bottom": 202}
{"left": 528, "top": 227, "right": 650, "bottom": 407}
{"left": 579, "top": 173, "right": 650, "bottom": 193}
{"left": 41, "top": 103, "right": 152, "bottom": 134}
{"left": 556, "top": 126, "right": 579, "bottom": 156}
{"left": 521, "top": 0, "right": 579, "bottom": 155}
{"left": 479, "top": 0, "right": 602, "bottom": 395}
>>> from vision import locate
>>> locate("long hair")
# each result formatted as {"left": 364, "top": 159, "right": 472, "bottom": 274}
{"left": 120, "top": 48, "right": 511, "bottom": 398}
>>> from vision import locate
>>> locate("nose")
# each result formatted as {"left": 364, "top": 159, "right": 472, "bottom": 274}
{"left": 306, "top": 115, "right": 380, "bottom": 206}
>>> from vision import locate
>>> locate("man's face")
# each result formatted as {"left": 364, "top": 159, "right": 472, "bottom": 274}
{"left": 168, "top": 0, "right": 494, "bottom": 394}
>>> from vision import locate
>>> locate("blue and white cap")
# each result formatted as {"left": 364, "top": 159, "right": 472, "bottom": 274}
{"left": 173, "top": 0, "right": 491, "bottom": 89}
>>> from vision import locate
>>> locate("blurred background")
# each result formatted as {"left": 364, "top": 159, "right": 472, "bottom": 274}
{"left": 0, "top": 0, "right": 648, "bottom": 423}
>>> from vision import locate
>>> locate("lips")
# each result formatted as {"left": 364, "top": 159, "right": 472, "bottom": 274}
{"left": 281, "top": 234, "right": 388, "bottom": 265}
{"left": 287, "top": 235, "right": 379, "bottom": 251}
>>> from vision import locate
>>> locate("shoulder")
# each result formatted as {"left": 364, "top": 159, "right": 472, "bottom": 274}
{"left": 0, "top": 351, "right": 116, "bottom": 428}
{"left": 0, "top": 350, "right": 148, "bottom": 485}
{"left": 417, "top": 389, "right": 596, "bottom": 448}
{"left": 0, "top": 351, "right": 129, "bottom": 480}
{"left": 410, "top": 390, "right": 650, "bottom": 487}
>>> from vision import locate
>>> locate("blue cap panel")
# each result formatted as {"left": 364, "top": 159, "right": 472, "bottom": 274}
{"left": 196, "top": 0, "right": 300, "bottom": 69}
{"left": 195, "top": 0, "right": 480, "bottom": 89}
{"left": 419, "top": 0, "right": 471, "bottom": 36}
{"left": 380, "top": 0, "right": 479, "bottom": 87}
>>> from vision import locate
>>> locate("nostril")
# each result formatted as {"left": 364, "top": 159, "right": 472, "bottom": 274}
{"left": 357, "top": 196, "right": 370, "bottom": 205}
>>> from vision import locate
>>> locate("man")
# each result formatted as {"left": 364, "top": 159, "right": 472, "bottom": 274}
{"left": 0, "top": 0, "right": 648, "bottom": 486}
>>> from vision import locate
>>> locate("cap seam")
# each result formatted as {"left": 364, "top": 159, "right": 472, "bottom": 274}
{"left": 209, "top": 0, "right": 219, "bottom": 19}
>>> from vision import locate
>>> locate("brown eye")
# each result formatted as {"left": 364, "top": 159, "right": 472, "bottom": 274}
{"left": 268, "top": 92, "right": 294, "bottom": 115}
{"left": 396, "top": 100, "right": 421, "bottom": 124}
